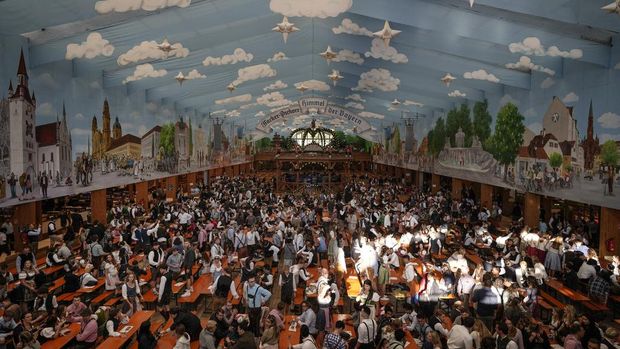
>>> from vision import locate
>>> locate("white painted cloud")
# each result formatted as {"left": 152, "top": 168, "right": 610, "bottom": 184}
{"left": 359, "top": 111, "right": 385, "bottom": 120}
{"left": 527, "top": 122, "right": 542, "bottom": 135}
{"left": 257, "top": 92, "right": 292, "bottom": 108}
{"left": 211, "top": 109, "right": 227, "bottom": 115}
{"left": 346, "top": 94, "right": 366, "bottom": 103}
{"left": 499, "top": 94, "right": 518, "bottom": 106}
{"left": 332, "top": 18, "right": 373, "bottom": 37}
{"left": 448, "top": 90, "right": 467, "bottom": 98}
{"left": 345, "top": 102, "right": 364, "bottom": 110}
{"left": 117, "top": 40, "right": 189, "bottom": 66}
{"left": 562, "top": 92, "right": 579, "bottom": 103}
{"left": 264, "top": 80, "right": 288, "bottom": 91}
{"left": 203, "top": 48, "right": 254, "bottom": 67}
{"left": 295, "top": 80, "right": 330, "bottom": 91}
{"left": 463, "top": 69, "right": 500, "bottom": 83}
{"left": 66, "top": 33, "right": 114, "bottom": 60}
{"left": 333, "top": 49, "right": 364, "bottom": 65}
{"left": 226, "top": 110, "right": 240, "bottom": 117}
{"left": 215, "top": 94, "right": 253, "bottom": 105}
{"left": 232, "top": 64, "right": 277, "bottom": 86}
{"left": 267, "top": 52, "right": 289, "bottom": 63}
{"left": 122, "top": 64, "right": 167, "bottom": 84}
{"left": 270, "top": 0, "right": 351, "bottom": 18}
{"left": 599, "top": 134, "right": 617, "bottom": 143}
{"left": 403, "top": 100, "right": 424, "bottom": 107}
{"left": 240, "top": 103, "right": 258, "bottom": 110}
{"left": 185, "top": 69, "right": 206, "bottom": 80}
{"left": 38, "top": 102, "right": 55, "bottom": 117}
{"left": 353, "top": 68, "right": 400, "bottom": 92}
{"left": 255, "top": 111, "right": 266, "bottom": 117}
{"left": 365, "top": 38, "right": 408, "bottom": 64}
{"left": 509, "top": 37, "right": 582, "bottom": 59}
{"left": 146, "top": 102, "right": 159, "bottom": 113}
{"left": 89, "top": 81, "right": 101, "bottom": 89}
{"left": 505, "top": 56, "right": 555, "bottom": 76}
{"left": 95, "top": 0, "right": 191, "bottom": 13}
{"left": 540, "top": 77, "right": 555, "bottom": 89}
{"left": 523, "top": 108, "right": 537, "bottom": 117}
{"left": 74, "top": 113, "right": 85, "bottom": 120}
{"left": 598, "top": 112, "right": 620, "bottom": 129}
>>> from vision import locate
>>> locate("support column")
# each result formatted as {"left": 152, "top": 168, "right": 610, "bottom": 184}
{"left": 452, "top": 178, "right": 463, "bottom": 200}
{"left": 135, "top": 181, "right": 149, "bottom": 207}
{"left": 600, "top": 207, "right": 620, "bottom": 257}
{"left": 480, "top": 183, "right": 494, "bottom": 209}
{"left": 541, "top": 197, "right": 553, "bottom": 223}
{"left": 91, "top": 189, "right": 107, "bottom": 224}
{"left": 524, "top": 192, "right": 540, "bottom": 228}
{"left": 165, "top": 176, "right": 178, "bottom": 202}
{"left": 431, "top": 173, "right": 440, "bottom": 193}
{"left": 417, "top": 171, "right": 424, "bottom": 189}
{"left": 11, "top": 201, "right": 42, "bottom": 252}
{"left": 187, "top": 172, "right": 197, "bottom": 187}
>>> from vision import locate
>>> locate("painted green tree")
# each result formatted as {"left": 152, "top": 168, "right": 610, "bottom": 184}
{"left": 548, "top": 152, "right": 563, "bottom": 170}
{"left": 473, "top": 99, "right": 492, "bottom": 147}
{"left": 332, "top": 131, "right": 348, "bottom": 149}
{"left": 487, "top": 102, "right": 525, "bottom": 180}
{"left": 428, "top": 117, "right": 446, "bottom": 156}
{"left": 391, "top": 126, "right": 402, "bottom": 154}
{"left": 601, "top": 140, "right": 619, "bottom": 166}
{"left": 160, "top": 123, "right": 176, "bottom": 156}
{"left": 255, "top": 137, "right": 272, "bottom": 151}
{"left": 446, "top": 104, "right": 472, "bottom": 147}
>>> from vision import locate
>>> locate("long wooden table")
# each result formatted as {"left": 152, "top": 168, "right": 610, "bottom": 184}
{"left": 546, "top": 279, "right": 590, "bottom": 302}
{"left": 96, "top": 310, "right": 155, "bottom": 349}
{"left": 41, "top": 323, "right": 81, "bottom": 349}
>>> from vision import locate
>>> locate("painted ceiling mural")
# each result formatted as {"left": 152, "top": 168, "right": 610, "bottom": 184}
{"left": 0, "top": 0, "right": 618, "bottom": 208}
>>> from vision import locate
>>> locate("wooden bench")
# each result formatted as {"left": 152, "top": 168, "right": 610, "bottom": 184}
{"left": 581, "top": 300, "right": 609, "bottom": 312}
{"left": 57, "top": 292, "right": 79, "bottom": 302}
{"left": 142, "top": 290, "right": 157, "bottom": 309}
{"left": 91, "top": 291, "right": 114, "bottom": 305}
{"left": 104, "top": 297, "right": 121, "bottom": 307}
{"left": 539, "top": 290, "right": 565, "bottom": 309}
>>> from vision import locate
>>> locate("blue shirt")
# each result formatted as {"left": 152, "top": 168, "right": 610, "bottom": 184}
{"left": 244, "top": 283, "right": 271, "bottom": 308}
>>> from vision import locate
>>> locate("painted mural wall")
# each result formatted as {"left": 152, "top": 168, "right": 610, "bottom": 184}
{"left": 376, "top": 36, "right": 620, "bottom": 209}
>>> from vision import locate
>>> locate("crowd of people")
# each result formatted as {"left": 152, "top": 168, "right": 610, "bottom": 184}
{"left": 0, "top": 175, "right": 618, "bottom": 349}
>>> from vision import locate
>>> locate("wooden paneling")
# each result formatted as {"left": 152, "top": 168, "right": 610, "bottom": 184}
{"left": 91, "top": 189, "right": 107, "bottom": 224}
{"left": 480, "top": 183, "right": 493, "bottom": 208}
{"left": 600, "top": 207, "right": 620, "bottom": 257}
{"left": 524, "top": 192, "right": 540, "bottom": 228}
{"left": 135, "top": 181, "right": 149, "bottom": 206}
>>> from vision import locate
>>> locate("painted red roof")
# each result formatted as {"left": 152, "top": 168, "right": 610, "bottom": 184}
{"left": 36, "top": 122, "right": 58, "bottom": 147}
{"left": 108, "top": 134, "right": 140, "bottom": 151}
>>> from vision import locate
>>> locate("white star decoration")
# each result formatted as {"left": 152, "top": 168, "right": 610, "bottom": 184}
{"left": 296, "top": 84, "right": 309, "bottom": 93}
{"left": 227, "top": 83, "right": 236, "bottom": 93}
{"left": 328, "top": 70, "right": 343, "bottom": 86}
{"left": 320, "top": 46, "right": 338, "bottom": 64}
{"left": 175, "top": 72, "right": 187, "bottom": 86}
{"left": 441, "top": 73, "right": 456, "bottom": 87}
{"left": 372, "top": 20, "right": 401, "bottom": 47}
{"left": 272, "top": 16, "right": 300, "bottom": 43}
{"left": 601, "top": 0, "right": 620, "bottom": 14}
{"left": 157, "top": 38, "right": 174, "bottom": 53}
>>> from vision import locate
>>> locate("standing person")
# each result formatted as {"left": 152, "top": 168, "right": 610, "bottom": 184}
{"left": 199, "top": 320, "right": 217, "bottom": 349}
{"left": 39, "top": 172, "right": 48, "bottom": 198}
{"left": 74, "top": 308, "right": 98, "bottom": 349}
{"left": 89, "top": 236, "right": 106, "bottom": 276}
{"left": 148, "top": 241, "right": 165, "bottom": 286}
{"left": 356, "top": 306, "right": 377, "bottom": 349}
{"left": 496, "top": 322, "right": 519, "bottom": 349}
{"left": 8, "top": 173, "right": 17, "bottom": 199}
{"left": 26, "top": 224, "right": 41, "bottom": 254}
{"left": 243, "top": 274, "right": 272, "bottom": 338}
{"left": 316, "top": 268, "right": 338, "bottom": 333}
{"left": 25, "top": 174, "right": 33, "bottom": 200}
{"left": 470, "top": 273, "right": 499, "bottom": 332}
{"left": 259, "top": 315, "right": 279, "bottom": 349}
{"left": 157, "top": 265, "right": 174, "bottom": 320}
{"left": 278, "top": 266, "right": 294, "bottom": 314}
{"left": 173, "top": 324, "right": 191, "bottom": 349}
{"left": 323, "top": 320, "right": 348, "bottom": 349}
{"left": 122, "top": 272, "right": 144, "bottom": 311}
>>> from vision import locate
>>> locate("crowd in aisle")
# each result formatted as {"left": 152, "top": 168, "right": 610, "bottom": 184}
{"left": 0, "top": 175, "right": 618, "bottom": 349}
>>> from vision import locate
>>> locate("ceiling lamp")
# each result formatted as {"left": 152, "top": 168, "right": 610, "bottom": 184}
{"left": 272, "top": 16, "right": 299, "bottom": 44}
{"left": 328, "top": 70, "right": 343, "bottom": 86}
{"left": 296, "top": 84, "right": 309, "bottom": 94}
{"left": 469, "top": 0, "right": 475, "bottom": 7}
{"left": 227, "top": 83, "right": 236, "bottom": 93}
{"left": 320, "top": 46, "right": 338, "bottom": 64}
{"left": 373, "top": 21, "right": 401, "bottom": 47}
{"left": 175, "top": 72, "right": 187, "bottom": 86}
{"left": 601, "top": 0, "right": 620, "bottom": 14}
{"left": 441, "top": 73, "right": 456, "bottom": 87}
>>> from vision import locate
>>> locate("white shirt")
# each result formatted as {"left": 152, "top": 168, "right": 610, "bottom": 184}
{"left": 577, "top": 263, "right": 597, "bottom": 280}
{"left": 404, "top": 262, "right": 417, "bottom": 283}
{"left": 446, "top": 324, "right": 473, "bottom": 349}
{"left": 357, "top": 319, "right": 378, "bottom": 344}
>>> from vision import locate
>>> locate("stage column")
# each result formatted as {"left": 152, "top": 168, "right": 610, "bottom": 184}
{"left": 523, "top": 192, "right": 540, "bottom": 228}
{"left": 480, "top": 183, "right": 493, "bottom": 208}
{"left": 452, "top": 178, "right": 463, "bottom": 200}
{"left": 135, "top": 181, "right": 149, "bottom": 207}
{"left": 431, "top": 173, "right": 440, "bottom": 193}
{"left": 166, "top": 176, "right": 178, "bottom": 202}
{"left": 91, "top": 189, "right": 107, "bottom": 224}
{"left": 600, "top": 207, "right": 620, "bottom": 257}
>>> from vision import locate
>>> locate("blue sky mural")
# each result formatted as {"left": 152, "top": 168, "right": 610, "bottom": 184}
{"left": 0, "top": 0, "right": 620, "bottom": 207}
